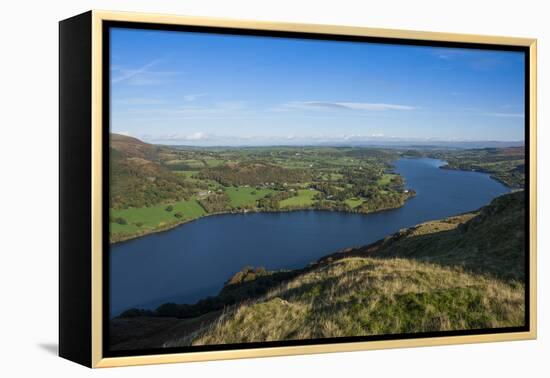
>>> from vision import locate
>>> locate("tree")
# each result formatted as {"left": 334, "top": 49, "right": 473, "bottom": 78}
{"left": 165, "top": 205, "right": 174, "bottom": 212}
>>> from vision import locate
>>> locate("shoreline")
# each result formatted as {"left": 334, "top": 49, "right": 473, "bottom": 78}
{"left": 439, "top": 164, "right": 519, "bottom": 189}
{"left": 111, "top": 157, "right": 416, "bottom": 245}
{"left": 110, "top": 159, "right": 517, "bottom": 245}
{"left": 110, "top": 193, "right": 416, "bottom": 245}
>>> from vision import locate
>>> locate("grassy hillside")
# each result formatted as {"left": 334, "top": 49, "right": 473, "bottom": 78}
{"left": 191, "top": 257, "right": 523, "bottom": 345}
{"left": 110, "top": 134, "right": 195, "bottom": 209}
{"left": 110, "top": 199, "right": 206, "bottom": 239}
{"left": 111, "top": 191, "right": 525, "bottom": 349}
{"left": 323, "top": 190, "right": 525, "bottom": 282}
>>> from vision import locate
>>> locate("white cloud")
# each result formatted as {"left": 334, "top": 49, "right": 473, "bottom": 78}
{"left": 285, "top": 101, "right": 416, "bottom": 111}
{"left": 186, "top": 132, "right": 209, "bottom": 141}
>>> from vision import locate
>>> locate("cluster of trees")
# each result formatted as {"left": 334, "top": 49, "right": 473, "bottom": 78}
{"left": 199, "top": 162, "right": 311, "bottom": 186}
{"left": 311, "top": 170, "right": 405, "bottom": 203}
{"left": 358, "top": 189, "right": 415, "bottom": 213}
{"left": 110, "top": 216, "right": 127, "bottom": 225}
{"left": 311, "top": 182, "right": 344, "bottom": 199}
{"left": 198, "top": 192, "right": 231, "bottom": 213}
{"left": 314, "top": 199, "right": 350, "bottom": 212}
{"left": 257, "top": 190, "right": 296, "bottom": 210}
{"left": 110, "top": 150, "right": 195, "bottom": 209}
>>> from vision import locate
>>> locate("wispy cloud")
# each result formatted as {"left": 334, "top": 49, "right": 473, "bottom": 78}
{"left": 112, "top": 60, "right": 160, "bottom": 83}
{"left": 483, "top": 112, "right": 525, "bottom": 118}
{"left": 111, "top": 60, "right": 182, "bottom": 85}
{"left": 183, "top": 93, "right": 207, "bottom": 102}
{"left": 284, "top": 101, "right": 417, "bottom": 111}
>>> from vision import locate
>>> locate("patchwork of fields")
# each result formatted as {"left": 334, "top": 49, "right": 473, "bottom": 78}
{"left": 109, "top": 134, "right": 524, "bottom": 243}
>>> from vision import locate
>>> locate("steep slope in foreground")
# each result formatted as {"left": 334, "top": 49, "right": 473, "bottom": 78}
{"left": 191, "top": 257, "right": 523, "bottom": 345}
{"left": 188, "top": 191, "right": 525, "bottom": 346}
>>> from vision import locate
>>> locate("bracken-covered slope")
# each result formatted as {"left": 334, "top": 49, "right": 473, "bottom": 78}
{"left": 110, "top": 133, "right": 194, "bottom": 209}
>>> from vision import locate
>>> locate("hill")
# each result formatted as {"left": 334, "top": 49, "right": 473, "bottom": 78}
{"left": 431, "top": 147, "right": 525, "bottom": 188}
{"left": 111, "top": 191, "right": 525, "bottom": 349}
{"left": 322, "top": 190, "right": 525, "bottom": 282}
{"left": 198, "top": 161, "right": 313, "bottom": 186}
{"left": 110, "top": 133, "right": 195, "bottom": 209}
{"left": 191, "top": 257, "right": 523, "bottom": 345}
{"left": 110, "top": 133, "right": 159, "bottom": 160}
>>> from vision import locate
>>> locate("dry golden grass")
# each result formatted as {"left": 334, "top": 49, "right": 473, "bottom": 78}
{"left": 192, "top": 257, "right": 524, "bottom": 345}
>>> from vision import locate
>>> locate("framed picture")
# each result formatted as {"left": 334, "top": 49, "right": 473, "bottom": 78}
{"left": 59, "top": 10, "right": 537, "bottom": 368}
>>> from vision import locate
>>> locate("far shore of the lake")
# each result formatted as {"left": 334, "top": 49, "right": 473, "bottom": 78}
{"left": 110, "top": 193, "right": 416, "bottom": 245}
{"left": 110, "top": 159, "right": 516, "bottom": 245}
{"left": 439, "top": 164, "right": 519, "bottom": 189}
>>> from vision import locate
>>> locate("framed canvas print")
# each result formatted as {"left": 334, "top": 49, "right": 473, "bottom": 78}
{"left": 59, "top": 10, "right": 537, "bottom": 368}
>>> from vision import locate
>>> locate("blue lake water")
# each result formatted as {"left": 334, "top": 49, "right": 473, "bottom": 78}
{"left": 110, "top": 158, "right": 509, "bottom": 316}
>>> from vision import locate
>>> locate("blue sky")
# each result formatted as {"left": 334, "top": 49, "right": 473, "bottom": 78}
{"left": 110, "top": 27, "right": 525, "bottom": 146}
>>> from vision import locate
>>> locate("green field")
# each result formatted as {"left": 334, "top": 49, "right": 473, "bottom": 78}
{"left": 225, "top": 187, "right": 274, "bottom": 208}
{"left": 377, "top": 173, "right": 397, "bottom": 186}
{"left": 110, "top": 199, "right": 206, "bottom": 235}
{"left": 279, "top": 189, "right": 319, "bottom": 208}
{"left": 109, "top": 134, "right": 524, "bottom": 243}
{"left": 344, "top": 197, "right": 364, "bottom": 209}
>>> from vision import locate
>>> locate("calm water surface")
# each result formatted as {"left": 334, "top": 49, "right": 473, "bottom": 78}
{"left": 110, "top": 158, "right": 509, "bottom": 316}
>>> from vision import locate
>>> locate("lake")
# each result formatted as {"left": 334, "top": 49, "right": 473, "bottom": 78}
{"left": 109, "top": 158, "right": 509, "bottom": 316}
